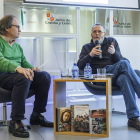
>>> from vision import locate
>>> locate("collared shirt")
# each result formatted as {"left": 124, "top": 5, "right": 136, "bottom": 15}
{"left": 0, "top": 34, "right": 15, "bottom": 47}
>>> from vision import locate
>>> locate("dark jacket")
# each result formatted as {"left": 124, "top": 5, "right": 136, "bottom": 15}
{"left": 77, "top": 37, "right": 123, "bottom": 74}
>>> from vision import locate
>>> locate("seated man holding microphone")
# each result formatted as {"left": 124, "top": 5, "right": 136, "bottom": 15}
{"left": 0, "top": 15, "right": 53, "bottom": 138}
{"left": 77, "top": 23, "right": 140, "bottom": 131}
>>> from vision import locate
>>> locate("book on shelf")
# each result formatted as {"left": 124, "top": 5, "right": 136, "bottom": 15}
{"left": 90, "top": 109, "right": 106, "bottom": 134}
{"left": 71, "top": 104, "right": 89, "bottom": 133}
{"left": 56, "top": 107, "right": 71, "bottom": 132}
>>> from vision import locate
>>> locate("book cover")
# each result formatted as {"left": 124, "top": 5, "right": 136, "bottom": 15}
{"left": 71, "top": 104, "right": 89, "bottom": 133}
{"left": 90, "top": 109, "right": 106, "bottom": 134}
{"left": 56, "top": 107, "right": 71, "bottom": 132}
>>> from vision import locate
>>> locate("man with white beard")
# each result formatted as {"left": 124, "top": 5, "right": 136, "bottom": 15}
{"left": 77, "top": 23, "right": 140, "bottom": 131}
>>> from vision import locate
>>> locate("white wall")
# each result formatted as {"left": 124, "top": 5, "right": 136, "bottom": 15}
{"left": 15, "top": 38, "right": 34, "bottom": 65}
{"left": 114, "top": 36, "right": 140, "bottom": 70}
{"left": 0, "top": 0, "right": 4, "bottom": 19}
{"left": 43, "top": 38, "right": 66, "bottom": 70}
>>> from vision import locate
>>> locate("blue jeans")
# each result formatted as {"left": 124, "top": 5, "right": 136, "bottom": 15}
{"left": 104, "top": 60, "right": 140, "bottom": 119}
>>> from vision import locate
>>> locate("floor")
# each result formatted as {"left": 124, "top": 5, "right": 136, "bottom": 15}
{"left": 0, "top": 95, "right": 140, "bottom": 140}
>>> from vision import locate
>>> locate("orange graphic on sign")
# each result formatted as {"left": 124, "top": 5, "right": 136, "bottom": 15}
{"left": 113, "top": 17, "right": 117, "bottom": 25}
{"left": 47, "top": 13, "right": 50, "bottom": 17}
{"left": 50, "top": 17, "right": 54, "bottom": 21}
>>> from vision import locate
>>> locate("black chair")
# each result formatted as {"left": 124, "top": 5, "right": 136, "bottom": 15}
{"left": 79, "top": 69, "right": 140, "bottom": 115}
{"left": 0, "top": 87, "right": 35, "bottom": 126}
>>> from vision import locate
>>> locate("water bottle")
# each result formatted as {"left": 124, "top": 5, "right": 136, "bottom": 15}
{"left": 84, "top": 63, "right": 92, "bottom": 79}
{"left": 71, "top": 63, "right": 79, "bottom": 78}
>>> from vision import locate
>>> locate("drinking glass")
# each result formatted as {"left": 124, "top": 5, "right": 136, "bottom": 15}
{"left": 97, "top": 68, "right": 106, "bottom": 79}
{"left": 60, "top": 69, "right": 69, "bottom": 77}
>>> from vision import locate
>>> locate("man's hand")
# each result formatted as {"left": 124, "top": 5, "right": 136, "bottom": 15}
{"left": 32, "top": 67, "right": 41, "bottom": 72}
{"left": 89, "top": 46, "right": 102, "bottom": 57}
{"left": 108, "top": 42, "right": 115, "bottom": 54}
{"left": 16, "top": 67, "right": 34, "bottom": 81}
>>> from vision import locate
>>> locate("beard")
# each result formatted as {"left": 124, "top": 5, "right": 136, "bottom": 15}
{"left": 93, "top": 36, "right": 105, "bottom": 45}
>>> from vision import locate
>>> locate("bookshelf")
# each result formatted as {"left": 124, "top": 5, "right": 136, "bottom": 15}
{"left": 53, "top": 77, "right": 112, "bottom": 137}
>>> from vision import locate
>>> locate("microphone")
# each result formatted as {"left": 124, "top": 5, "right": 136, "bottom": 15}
{"left": 95, "top": 40, "right": 102, "bottom": 59}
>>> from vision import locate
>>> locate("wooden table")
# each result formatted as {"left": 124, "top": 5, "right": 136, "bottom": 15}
{"left": 53, "top": 77, "right": 112, "bottom": 137}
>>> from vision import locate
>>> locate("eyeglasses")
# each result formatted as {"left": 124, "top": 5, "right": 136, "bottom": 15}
{"left": 12, "top": 25, "right": 20, "bottom": 30}
{"left": 92, "top": 30, "right": 105, "bottom": 34}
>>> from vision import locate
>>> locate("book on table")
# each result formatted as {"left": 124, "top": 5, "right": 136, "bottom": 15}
{"left": 56, "top": 107, "right": 71, "bottom": 132}
{"left": 70, "top": 104, "right": 89, "bottom": 133}
{"left": 90, "top": 109, "right": 106, "bottom": 134}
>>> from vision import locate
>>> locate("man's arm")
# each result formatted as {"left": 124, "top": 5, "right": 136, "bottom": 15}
{"left": 108, "top": 38, "right": 122, "bottom": 62}
{"left": 0, "top": 44, "right": 34, "bottom": 81}
{"left": 16, "top": 67, "right": 34, "bottom": 81}
{"left": 77, "top": 44, "right": 102, "bottom": 70}
{"left": 0, "top": 45, "right": 20, "bottom": 72}
{"left": 77, "top": 45, "right": 93, "bottom": 70}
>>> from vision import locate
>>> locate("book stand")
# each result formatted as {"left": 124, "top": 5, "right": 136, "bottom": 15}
{"left": 53, "top": 77, "right": 112, "bottom": 137}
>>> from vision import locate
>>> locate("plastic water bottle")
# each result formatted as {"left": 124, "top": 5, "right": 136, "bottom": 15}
{"left": 71, "top": 63, "right": 79, "bottom": 78}
{"left": 84, "top": 63, "right": 92, "bottom": 79}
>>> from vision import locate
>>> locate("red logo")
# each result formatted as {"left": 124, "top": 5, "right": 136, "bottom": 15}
{"left": 50, "top": 17, "right": 54, "bottom": 21}
{"left": 113, "top": 17, "right": 117, "bottom": 25}
{"left": 47, "top": 11, "right": 54, "bottom": 21}
{"left": 47, "top": 13, "right": 50, "bottom": 17}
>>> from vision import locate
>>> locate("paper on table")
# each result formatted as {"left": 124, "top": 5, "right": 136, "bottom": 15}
{"left": 38, "top": 60, "right": 48, "bottom": 69}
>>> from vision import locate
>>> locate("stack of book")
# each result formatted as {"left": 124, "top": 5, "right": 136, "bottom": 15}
{"left": 56, "top": 104, "right": 106, "bottom": 134}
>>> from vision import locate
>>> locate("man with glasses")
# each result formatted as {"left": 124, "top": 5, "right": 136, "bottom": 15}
{"left": 0, "top": 15, "right": 53, "bottom": 138}
{"left": 77, "top": 23, "right": 140, "bottom": 131}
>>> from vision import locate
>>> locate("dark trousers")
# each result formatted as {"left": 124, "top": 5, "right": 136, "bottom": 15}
{"left": 0, "top": 71, "right": 51, "bottom": 120}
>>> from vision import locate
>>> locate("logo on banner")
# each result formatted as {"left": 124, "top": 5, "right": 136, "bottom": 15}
{"left": 113, "top": 17, "right": 117, "bottom": 25}
{"left": 45, "top": 11, "right": 71, "bottom": 25}
{"left": 47, "top": 11, "right": 54, "bottom": 21}
{"left": 113, "top": 16, "right": 131, "bottom": 28}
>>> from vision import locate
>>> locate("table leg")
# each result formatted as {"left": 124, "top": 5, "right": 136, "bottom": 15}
{"left": 53, "top": 81, "right": 66, "bottom": 132}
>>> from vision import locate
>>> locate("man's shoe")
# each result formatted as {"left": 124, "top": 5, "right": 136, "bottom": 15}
{"left": 30, "top": 113, "right": 53, "bottom": 127}
{"left": 128, "top": 116, "right": 140, "bottom": 131}
{"left": 9, "top": 120, "right": 29, "bottom": 138}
